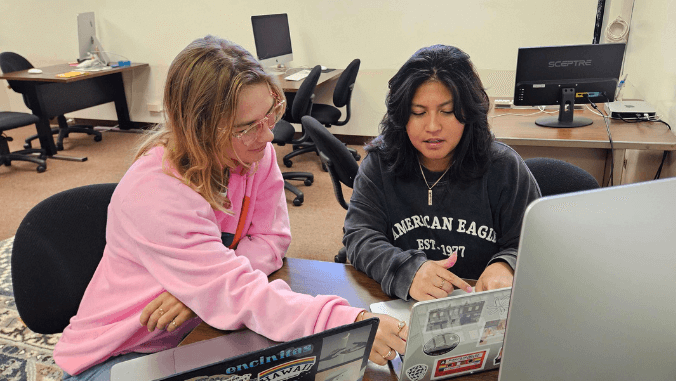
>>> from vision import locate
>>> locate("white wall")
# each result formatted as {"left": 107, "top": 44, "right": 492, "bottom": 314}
{"left": 1, "top": 0, "right": 599, "bottom": 137}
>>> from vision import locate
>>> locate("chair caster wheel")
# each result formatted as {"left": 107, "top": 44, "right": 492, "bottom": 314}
{"left": 304, "top": 179, "right": 313, "bottom": 186}
{"left": 57, "top": 143, "right": 64, "bottom": 151}
{"left": 293, "top": 197, "right": 303, "bottom": 206}
{"left": 37, "top": 165, "right": 46, "bottom": 173}
{"left": 284, "top": 159, "right": 293, "bottom": 168}
{"left": 352, "top": 152, "right": 361, "bottom": 161}
{"left": 94, "top": 135, "right": 102, "bottom": 142}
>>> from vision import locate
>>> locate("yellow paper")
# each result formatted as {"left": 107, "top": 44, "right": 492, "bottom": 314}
{"left": 56, "top": 71, "right": 87, "bottom": 78}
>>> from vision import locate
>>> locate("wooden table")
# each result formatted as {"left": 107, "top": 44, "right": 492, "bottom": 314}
{"left": 0, "top": 62, "right": 148, "bottom": 155}
{"left": 489, "top": 101, "right": 676, "bottom": 185}
{"left": 277, "top": 69, "right": 342, "bottom": 92}
{"left": 180, "top": 257, "right": 496, "bottom": 381}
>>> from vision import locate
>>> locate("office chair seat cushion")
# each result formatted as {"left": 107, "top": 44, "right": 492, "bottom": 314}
{"left": 11, "top": 183, "right": 116, "bottom": 334}
{"left": 525, "top": 157, "right": 599, "bottom": 196}
{"left": 0, "top": 112, "right": 39, "bottom": 131}
{"left": 272, "top": 120, "right": 296, "bottom": 144}
{"left": 310, "top": 104, "right": 342, "bottom": 125}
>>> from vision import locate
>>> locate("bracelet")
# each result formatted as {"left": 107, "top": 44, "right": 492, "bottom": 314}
{"left": 355, "top": 310, "right": 367, "bottom": 322}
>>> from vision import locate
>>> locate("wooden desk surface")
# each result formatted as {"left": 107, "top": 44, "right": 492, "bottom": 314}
{"left": 489, "top": 103, "right": 676, "bottom": 151}
{"left": 278, "top": 69, "right": 342, "bottom": 92}
{"left": 0, "top": 62, "right": 148, "bottom": 83}
{"left": 180, "top": 257, "right": 496, "bottom": 381}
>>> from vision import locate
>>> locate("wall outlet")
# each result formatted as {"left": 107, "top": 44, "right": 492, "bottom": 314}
{"left": 147, "top": 103, "right": 163, "bottom": 113}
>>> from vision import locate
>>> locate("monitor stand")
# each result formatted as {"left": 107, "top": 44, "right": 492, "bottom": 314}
{"left": 535, "top": 88, "right": 593, "bottom": 128}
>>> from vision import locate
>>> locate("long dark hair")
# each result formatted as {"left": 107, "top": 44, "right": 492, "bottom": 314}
{"left": 368, "top": 44, "right": 493, "bottom": 182}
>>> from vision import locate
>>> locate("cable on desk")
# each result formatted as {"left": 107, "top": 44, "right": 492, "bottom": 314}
{"left": 587, "top": 94, "right": 614, "bottom": 186}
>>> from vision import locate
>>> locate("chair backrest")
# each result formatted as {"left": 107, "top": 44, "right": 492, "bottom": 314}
{"left": 302, "top": 115, "right": 359, "bottom": 209}
{"left": 524, "top": 157, "right": 600, "bottom": 196}
{"left": 333, "top": 59, "right": 360, "bottom": 108}
{"left": 290, "top": 65, "right": 322, "bottom": 122}
{"left": 0, "top": 52, "right": 34, "bottom": 96}
{"left": 11, "top": 183, "right": 117, "bottom": 334}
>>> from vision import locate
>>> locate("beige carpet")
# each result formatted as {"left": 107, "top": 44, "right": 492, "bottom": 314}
{"left": 0, "top": 125, "right": 364, "bottom": 262}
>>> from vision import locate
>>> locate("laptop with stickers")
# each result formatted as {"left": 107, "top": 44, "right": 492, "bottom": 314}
{"left": 110, "top": 318, "right": 378, "bottom": 381}
{"left": 371, "top": 287, "right": 511, "bottom": 381}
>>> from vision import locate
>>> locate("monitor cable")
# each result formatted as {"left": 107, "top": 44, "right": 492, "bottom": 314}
{"left": 587, "top": 94, "right": 614, "bottom": 186}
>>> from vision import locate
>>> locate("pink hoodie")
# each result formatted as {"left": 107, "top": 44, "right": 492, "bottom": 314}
{"left": 53, "top": 144, "right": 361, "bottom": 375}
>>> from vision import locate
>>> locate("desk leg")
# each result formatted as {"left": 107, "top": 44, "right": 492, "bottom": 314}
{"left": 24, "top": 86, "right": 58, "bottom": 156}
{"left": 110, "top": 72, "right": 133, "bottom": 130}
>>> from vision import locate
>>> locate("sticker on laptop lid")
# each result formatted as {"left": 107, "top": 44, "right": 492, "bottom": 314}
{"left": 405, "top": 364, "right": 429, "bottom": 381}
{"left": 432, "top": 350, "right": 487, "bottom": 379}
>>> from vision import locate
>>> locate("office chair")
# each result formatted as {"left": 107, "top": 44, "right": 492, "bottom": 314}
{"left": 524, "top": 157, "right": 600, "bottom": 196}
{"left": 0, "top": 111, "right": 47, "bottom": 172}
{"left": 272, "top": 65, "right": 321, "bottom": 206}
{"left": 302, "top": 116, "right": 360, "bottom": 263}
{"left": 272, "top": 121, "right": 314, "bottom": 206}
{"left": 310, "top": 59, "right": 361, "bottom": 162}
{"left": 11, "top": 183, "right": 117, "bottom": 334}
{"left": 0, "top": 52, "right": 102, "bottom": 152}
{"left": 279, "top": 65, "right": 322, "bottom": 168}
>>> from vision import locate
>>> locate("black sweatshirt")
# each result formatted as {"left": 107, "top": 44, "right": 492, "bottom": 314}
{"left": 343, "top": 141, "right": 541, "bottom": 300}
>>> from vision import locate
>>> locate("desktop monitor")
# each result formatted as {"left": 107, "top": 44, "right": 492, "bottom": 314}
{"left": 77, "top": 12, "right": 110, "bottom": 65}
{"left": 513, "top": 43, "right": 625, "bottom": 128}
{"left": 251, "top": 13, "right": 293, "bottom": 68}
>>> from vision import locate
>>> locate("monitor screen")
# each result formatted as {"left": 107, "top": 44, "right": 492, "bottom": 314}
{"left": 251, "top": 13, "right": 293, "bottom": 68}
{"left": 77, "top": 12, "right": 110, "bottom": 64}
{"left": 513, "top": 43, "right": 626, "bottom": 127}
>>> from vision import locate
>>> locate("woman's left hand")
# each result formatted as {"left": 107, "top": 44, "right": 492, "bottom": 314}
{"left": 475, "top": 262, "right": 514, "bottom": 292}
{"left": 140, "top": 291, "right": 196, "bottom": 332}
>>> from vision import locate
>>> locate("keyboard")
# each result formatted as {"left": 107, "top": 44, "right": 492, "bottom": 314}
{"left": 284, "top": 69, "right": 311, "bottom": 81}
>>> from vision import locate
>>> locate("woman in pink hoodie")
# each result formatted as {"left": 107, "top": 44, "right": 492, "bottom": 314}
{"left": 54, "top": 35, "right": 408, "bottom": 380}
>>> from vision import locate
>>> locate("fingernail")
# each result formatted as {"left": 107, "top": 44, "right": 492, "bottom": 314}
{"left": 466, "top": 286, "right": 473, "bottom": 293}
{"left": 446, "top": 252, "right": 457, "bottom": 268}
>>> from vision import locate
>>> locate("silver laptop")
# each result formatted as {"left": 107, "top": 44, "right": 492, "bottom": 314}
{"left": 499, "top": 177, "right": 676, "bottom": 380}
{"left": 111, "top": 319, "right": 378, "bottom": 381}
{"left": 371, "top": 287, "right": 511, "bottom": 381}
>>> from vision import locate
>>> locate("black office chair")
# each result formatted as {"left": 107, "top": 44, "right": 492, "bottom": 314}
{"left": 302, "top": 116, "right": 360, "bottom": 263}
{"left": 272, "top": 121, "right": 314, "bottom": 207}
{"left": 11, "top": 183, "right": 116, "bottom": 334}
{"left": 279, "top": 65, "right": 323, "bottom": 168}
{"left": 524, "top": 157, "right": 600, "bottom": 196}
{"left": 0, "top": 52, "right": 102, "bottom": 152}
{"left": 0, "top": 111, "right": 47, "bottom": 172}
{"left": 310, "top": 59, "right": 361, "bottom": 162}
{"left": 272, "top": 66, "right": 321, "bottom": 206}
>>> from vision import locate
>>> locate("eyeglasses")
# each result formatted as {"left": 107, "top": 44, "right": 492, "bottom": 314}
{"left": 232, "top": 96, "right": 286, "bottom": 146}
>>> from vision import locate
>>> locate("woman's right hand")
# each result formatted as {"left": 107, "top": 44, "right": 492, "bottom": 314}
{"left": 409, "top": 252, "right": 472, "bottom": 301}
{"left": 356, "top": 311, "right": 409, "bottom": 366}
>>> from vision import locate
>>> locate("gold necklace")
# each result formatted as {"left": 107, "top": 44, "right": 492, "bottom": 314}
{"left": 418, "top": 159, "right": 452, "bottom": 206}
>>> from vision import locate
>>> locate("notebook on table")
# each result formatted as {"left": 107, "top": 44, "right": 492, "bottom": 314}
{"left": 371, "top": 287, "right": 511, "bottom": 381}
{"left": 111, "top": 318, "right": 378, "bottom": 381}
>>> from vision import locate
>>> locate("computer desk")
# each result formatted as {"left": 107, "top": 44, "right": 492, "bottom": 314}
{"left": 179, "top": 257, "right": 494, "bottom": 381}
{"left": 489, "top": 101, "right": 676, "bottom": 186}
{"left": 277, "top": 69, "right": 342, "bottom": 92}
{"left": 0, "top": 62, "right": 148, "bottom": 156}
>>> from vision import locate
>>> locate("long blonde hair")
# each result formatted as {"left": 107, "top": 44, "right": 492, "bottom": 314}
{"left": 135, "top": 35, "right": 285, "bottom": 213}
